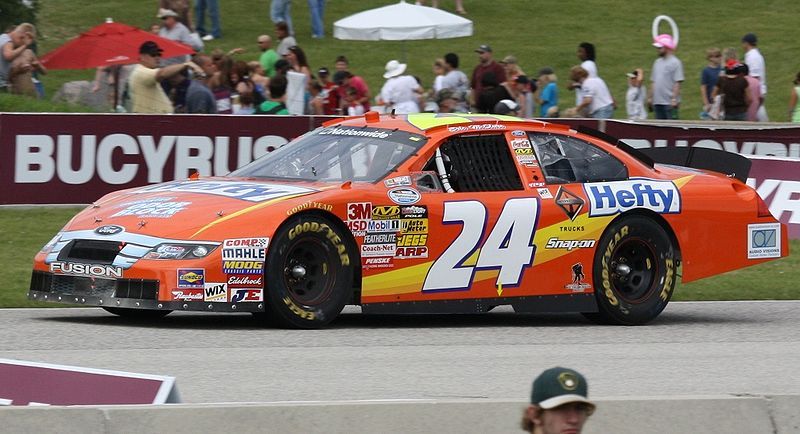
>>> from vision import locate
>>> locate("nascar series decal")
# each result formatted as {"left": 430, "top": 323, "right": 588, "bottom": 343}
{"left": 747, "top": 223, "right": 781, "bottom": 259}
{"left": 131, "top": 180, "right": 315, "bottom": 202}
{"left": 585, "top": 179, "right": 681, "bottom": 217}
{"left": 388, "top": 187, "right": 421, "bottom": 205}
{"left": 110, "top": 197, "right": 190, "bottom": 218}
{"left": 423, "top": 198, "right": 539, "bottom": 292}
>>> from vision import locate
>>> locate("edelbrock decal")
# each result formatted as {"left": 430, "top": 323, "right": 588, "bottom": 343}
{"left": 585, "top": 179, "right": 681, "bottom": 217}
{"left": 131, "top": 181, "right": 313, "bottom": 202}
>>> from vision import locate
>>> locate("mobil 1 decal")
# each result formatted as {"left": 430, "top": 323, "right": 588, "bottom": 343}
{"left": 423, "top": 198, "right": 540, "bottom": 292}
{"left": 584, "top": 178, "right": 681, "bottom": 217}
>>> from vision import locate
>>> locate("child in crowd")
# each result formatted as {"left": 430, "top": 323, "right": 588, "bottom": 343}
{"left": 625, "top": 68, "right": 646, "bottom": 120}
{"left": 345, "top": 87, "right": 365, "bottom": 115}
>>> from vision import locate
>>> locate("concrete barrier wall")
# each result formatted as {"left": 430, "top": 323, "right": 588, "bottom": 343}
{"left": 3, "top": 395, "right": 799, "bottom": 433}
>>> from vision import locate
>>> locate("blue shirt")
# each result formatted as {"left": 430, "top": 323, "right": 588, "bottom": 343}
{"left": 701, "top": 66, "right": 721, "bottom": 103}
{"left": 540, "top": 82, "right": 558, "bottom": 117}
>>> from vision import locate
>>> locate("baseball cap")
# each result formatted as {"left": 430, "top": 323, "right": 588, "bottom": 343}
{"left": 475, "top": 44, "right": 492, "bottom": 53}
{"left": 742, "top": 33, "right": 757, "bottom": 44}
{"left": 652, "top": 34, "right": 676, "bottom": 50}
{"left": 157, "top": 8, "right": 179, "bottom": 19}
{"left": 139, "top": 41, "right": 164, "bottom": 56}
{"left": 318, "top": 67, "right": 329, "bottom": 76}
{"left": 530, "top": 367, "right": 595, "bottom": 411}
{"left": 626, "top": 70, "right": 638, "bottom": 78}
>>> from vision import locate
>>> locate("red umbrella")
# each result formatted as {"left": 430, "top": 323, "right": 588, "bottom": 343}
{"left": 40, "top": 19, "right": 196, "bottom": 69}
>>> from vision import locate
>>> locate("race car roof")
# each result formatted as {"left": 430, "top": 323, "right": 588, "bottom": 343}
{"left": 325, "top": 112, "right": 552, "bottom": 134}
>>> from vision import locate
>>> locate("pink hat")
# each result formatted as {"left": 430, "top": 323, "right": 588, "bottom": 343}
{"left": 652, "top": 34, "right": 676, "bottom": 50}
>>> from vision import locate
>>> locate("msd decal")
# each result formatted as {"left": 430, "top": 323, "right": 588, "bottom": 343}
{"left": 585, "top": 179, "right": 681, "bottom": 217}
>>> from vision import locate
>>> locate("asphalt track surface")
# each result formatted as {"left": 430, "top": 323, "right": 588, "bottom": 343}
{"left": 1, "top": 301, "right": 799, "bottom": 404}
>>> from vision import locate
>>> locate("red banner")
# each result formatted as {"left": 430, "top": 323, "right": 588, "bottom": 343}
{"left": 1, "top": 114, "right": 799, "bottom": 238}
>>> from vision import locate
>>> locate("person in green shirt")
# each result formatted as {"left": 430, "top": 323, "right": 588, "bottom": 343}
{"left": 257, "top": 75, "right": 289, "bottom": 114}
{"left": 257, "top": 34, "right": 279, "bottom": 78}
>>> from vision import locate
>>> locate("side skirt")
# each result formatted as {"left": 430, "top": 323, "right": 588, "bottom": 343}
{"left": 361, "top": 293, "right": 598, "bottom": 315}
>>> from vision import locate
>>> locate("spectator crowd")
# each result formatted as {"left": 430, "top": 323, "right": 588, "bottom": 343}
{"left": 1, "top": 1, "right": 794, "bottom": 123}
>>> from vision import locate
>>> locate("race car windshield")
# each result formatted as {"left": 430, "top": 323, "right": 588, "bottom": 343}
{"left": 230, "top": 126, "right": 427, "bottom": 183}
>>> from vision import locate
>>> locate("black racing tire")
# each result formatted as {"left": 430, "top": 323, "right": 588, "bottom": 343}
{"left": 261, "top": 214, "right": 355, "bottom": 329}
{"left": 584, "top": 215, "right": 677, "bottom": 325}
{"left": 102, "top": 307, "right": 172, "bottom": 319}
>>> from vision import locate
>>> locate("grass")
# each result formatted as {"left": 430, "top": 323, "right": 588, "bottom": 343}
{"left": 2, "top": 208, "right": 797, "bottom": 307}
{"left": 13, "top": 0, "right": 796, "bottom": 120}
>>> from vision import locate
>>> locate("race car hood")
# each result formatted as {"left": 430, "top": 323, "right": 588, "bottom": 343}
{"left": 64, "top": 178, "right": 322, "bottom": 239}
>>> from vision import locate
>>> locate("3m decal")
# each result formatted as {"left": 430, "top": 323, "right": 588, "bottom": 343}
{"left": 555, "top": 187, "right": 584, "bottom": 221}
{"left": 50, "top": 262, "right": 123, "bottom": 279}
{"left": 423, "top": 198, "right": 539, "bottom": 291}
{"left": 177, "top": 268, "right": 205, "bottom": 288}
{"left": 747, "top": 223, "right": 781, "bottom": 259}
{"left": 347, "top": 202, "right": 372, "bottom": 236}
{"left": 585, "top": 179, "right": 681, "bottom": 217}
{"left": 204, "top": 282, "right": 228, "bottom": 302}
{"left": 229, "top": 288, "right": 263, "bottom": 302}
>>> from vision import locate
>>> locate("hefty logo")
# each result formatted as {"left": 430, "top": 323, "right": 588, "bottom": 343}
{"left": 585, "top": 179, "right": 681, "bottom": 217}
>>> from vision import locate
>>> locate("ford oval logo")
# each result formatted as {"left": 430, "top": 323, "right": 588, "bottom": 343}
{"left": 94, "top": 225, "right": 125, "bottom": 236}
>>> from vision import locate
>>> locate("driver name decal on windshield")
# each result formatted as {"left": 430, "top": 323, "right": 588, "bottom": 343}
{"left": 132, "top": 181, "right": 314, "bottom": 202}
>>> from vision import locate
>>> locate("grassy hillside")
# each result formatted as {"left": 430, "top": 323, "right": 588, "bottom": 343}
{"left": 27, "top": 0, "right": 798, "bottom": 120}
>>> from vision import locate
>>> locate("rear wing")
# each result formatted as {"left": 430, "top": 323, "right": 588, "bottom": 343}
{"left": 638, "top": 147, "right": 751, "bottom": 182}
{"left": 575, "top": 126, "right": 751, "bottom": 182}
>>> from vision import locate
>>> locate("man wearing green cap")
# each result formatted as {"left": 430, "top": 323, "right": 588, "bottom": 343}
{"left": 521, "top": 366, "right": 595, "bottom": 434}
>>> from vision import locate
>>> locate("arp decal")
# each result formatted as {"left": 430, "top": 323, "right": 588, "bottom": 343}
{"left": 555, "top": 187, "right": 584, "bottom": 221}
{"left": 747, "top": 223, "right": 781, "bottom": 259}
{"left": 423, "top": 198, "right": 539, "bottom": 291}
{"left": 177, "top": 269, "right": 205, "bottom": 288}
{"left": 395, "top": 246, "right": 429, "bottom": 258}
{"left": 204, "top": 282, "right": 228, "bottom": 302}
{"left": 585, "top": 179, "right": 681, "bottom": 217}
{"left": 132, "top": 181, "right": 314, "bottom": 202}
{"left": 565, "top": 263, "right": 591, "bottom": 292}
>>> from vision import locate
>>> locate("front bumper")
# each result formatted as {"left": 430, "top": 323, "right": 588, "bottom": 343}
{"left": 28, "top": 271, "right": 264, "bottom": 313}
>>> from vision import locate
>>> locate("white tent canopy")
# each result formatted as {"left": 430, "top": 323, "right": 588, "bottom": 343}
{"left": 333, "top": 0, "right": 473, "bottom": 41}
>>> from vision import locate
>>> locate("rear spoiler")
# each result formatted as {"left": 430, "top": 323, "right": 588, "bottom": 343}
{"left": 638, "top": 147, "right": 751, "bottom": 182}
{"left": 575, "top": 126, "right": 751, "bottom": 182}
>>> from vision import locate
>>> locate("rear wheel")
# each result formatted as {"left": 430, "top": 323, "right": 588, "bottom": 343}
{"left": 584, "top": 215, "right": 677, "bottom": 325}
{"left": 102, "top": 307, "right": 172, "bottom": 319}
{"left": 261, "top": 215, "right": 355, "bottom": 329}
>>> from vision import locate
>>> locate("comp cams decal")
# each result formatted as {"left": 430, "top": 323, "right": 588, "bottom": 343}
{"left": 585, "top": 179, "right": 681, "bottom": 217}
{"left": 747, "top": 223, "right": 781, "bottom": 259}
{"left": 131, "top": 181, "right": 314, "bottom": 202}
{"left": 222, "top": 237, "right": 268, "bottom": 274}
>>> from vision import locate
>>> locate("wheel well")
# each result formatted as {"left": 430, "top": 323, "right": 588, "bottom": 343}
{"left": 280, "top": 209, "right": 362, "bottom": 304}
{"left": 608, "top": 209, "right": 682, "bottom": 263}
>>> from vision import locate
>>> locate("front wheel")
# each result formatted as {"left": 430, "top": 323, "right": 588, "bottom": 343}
{"left": 584, "top": 215, "right": 677, "bottom": 325}
{"left": 102, "top": 307, "right": 172, "bottom": 319}
{"left": 262, "top": 215, "right": 355, "bottom": 329}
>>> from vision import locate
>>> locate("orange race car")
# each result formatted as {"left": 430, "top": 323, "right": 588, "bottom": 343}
{"left": 30, "top": 113, "right": 788, "bottom": 328}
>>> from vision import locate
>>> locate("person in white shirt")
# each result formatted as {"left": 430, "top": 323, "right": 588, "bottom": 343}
{"left": 569, "top": 66, "right": 614, "bottom": 119}
{"left": 742, "top": 33, "right": 768, "bottom": 121}
{"left": 569, "top": 42, "right": 598, "bottom": 105}
{"left": 378, "top": 60, "right": 422, "bottom": 114}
